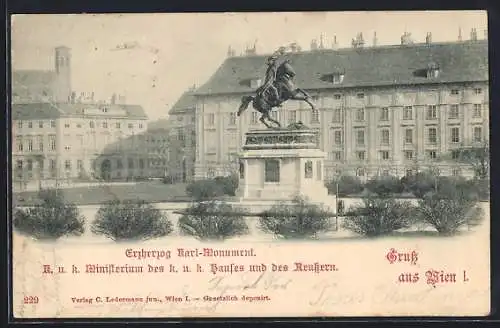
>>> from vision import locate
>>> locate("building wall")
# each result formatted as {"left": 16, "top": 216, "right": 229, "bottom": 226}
{"left": 167, "top": 110, "right": 196, "bottom": 182}
{"left": 195, "top": 82, "right": 489, "bottom": 180}
{"left": 12, "top": 112, "right": 148, "bottom": 183}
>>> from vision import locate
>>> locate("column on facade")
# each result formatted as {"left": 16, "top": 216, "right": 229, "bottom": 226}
{"left": 439, "top": 90, "right": 447, "bottom": 157}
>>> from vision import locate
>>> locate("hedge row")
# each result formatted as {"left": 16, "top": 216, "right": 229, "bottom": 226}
{"left": 13, "top": 187, "right": 485, "bottom": 242}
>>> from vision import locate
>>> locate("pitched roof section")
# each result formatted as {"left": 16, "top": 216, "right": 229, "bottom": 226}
{"left": 168, "top": 91, "right": 196, "bottom": 114}
{"left": 195, "top": 41, "right": 488, "bottom": 96}
{"left": 12, "top": 103, "right": 148, "bottom": 120}
{"left": 12, "top": 70, "right": 57, "bottom": 86}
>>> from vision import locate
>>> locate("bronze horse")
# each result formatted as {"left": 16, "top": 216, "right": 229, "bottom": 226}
{"left": 237, "top": 60, "right": 315, "bottom": 129}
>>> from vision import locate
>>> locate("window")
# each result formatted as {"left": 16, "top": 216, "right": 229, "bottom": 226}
{"left": 380, "top": 107, "right": 389, "bottom": 121}
{"left": 229, "top": 112, "right": 237, "bottom": 125}
{"left": 16, "top": 160, "right": 23, "bottom": 170}
{"left": 451, "top": 150, "right": 460, "bottom": 160}
{"left": 406, "top": 169, "right": 414, "bottom": 177}
{"left": 473, "top": 127, "right": 482, "bottom": 143}
{"left": 473, "top": 104, "right": 482, "bottom": 118}
{"left": 474, "top": 88, "right": 482, "bottom": 95}
{"left": 27, "top": 138, "right": 33, "bottom": 152}
{"left": 356, "top": 168, "right": 365, "bottom": 177}
{"left": 288, "top": 110, "right": 296, "bottom": 123}
{"left": 356, "top": 93, "right": 365, "bottom": 99}
{"left": 332, "top": 151, "right": 342, "bottom": 161}
{"left": 428, "top": 128, "right": 437, "bottom": 144}
{"left": 102, "top": 122, "right": 108, "bottom": 128}
{"left": 76, "top": 123, "right": 82, "bottom": 128}
{"left": 116, "top": 122, "right": 121, "bottom": 128}
{"left": 64, "top": 122, "right": 70, "bottom": 128}
{"left": 128, "top": 123, "right": 133, "bottom": 129}
{"left": 404, "top": 129, "right": 413, "bottom": 144}
{"left": 380, "top": 129, "right": 390, "bottom": 145}
{"left": 49, "top": 135, "right": 56, "bottom": 151}
{"left": 452, "top": 168, "right": 461, "bottom": 176}
{"left": 177, "top": 115, "right": 183, "bottom": 122}
{"left": 65, "top": 160, "right": 71, "bottom": 170}
{"left": 333, "top": 108, "right": 342, "bottom": 123}
{"left": 16, "top": 136, "right": 23, "bottom": 152}
{"left": 380, "top": 151, "right": 390, "bottom": 160}
{"left": 26, "top": 159, "right": 33, "bottom": 171}
{"left": 449, "top": 105, "right": 459, "bottom": 119}
{"left": 90, "top": 121, "right": 95, "bottom": 128}
{"left": 334, "top": 94, "right": 342, "bottom": 100}
{"left": 304, "top": 160, "right": 313, "bottom": 179}
{"left": 427, "top": 150, "right": 437, "bottom": 159}
{"left": 382, "top": 170, "right": 390, "bottom": 176}
{"left": 116, "top": 159, "right": 123, "bottom": 169}
{"left": 207, "top": 113, "right": 215, "bottom": 125}
{"left": 332, "top": 73, "right": 344, "bottom": 84}
{"left": 356, "top": 129, "right": 365, "bottom": 146}
{"left": 128, "top": 158, "right": 134, "bottom": 169}
{"left": 251, "top": 112, "right": 259, "bottom": 124}
{"left": 356, "top": 151, "right": 365, "bottom": 161}
{"left": 37, "top": 135, "right": 43, "bottom": 151}
{"left": 426, "top": 105, "right": 437, "bottom": 120}
{"left": 403, "top": 106, "right": 413, "bottom": 120}
{"left": 451, "top": 127, "right": 460, "bottom": 143}
{"left": 77, "top": 160, "right": 83, "bottom": 170}
{"left": 139, "top": 123, "right": 143, "bottom": 129}
{"left": 404, "top": 151, "right": 414, "bottom": 160}
{"left": 356, "top": 108, "right": 365, "bottom": 121}
{"left": 311, "top": 109, "right": 319, "bottom": 123}
{"left": 51, "top": 120, "right": 56, "bottom": 128}
{"left": 451, "top": 89, "right": 459, "bottom": 95}
{"left": 27, "top": 121, "right": 33, "bottom": 129}
{"left": 334, "top": 130, "right": 343, "bottom": 145}
{"left": 39, "top": 121, "right": 43, "bottom": 128}
{"left": 17, "top": 121, "right": 22, "bottom": 129}
{"left": 265, "top": 159, "right": 280, "bottom": 183}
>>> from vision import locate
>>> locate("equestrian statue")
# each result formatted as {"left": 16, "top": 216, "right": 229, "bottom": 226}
{"left": 237, "top": 46, "right": 316, "bottom": 129}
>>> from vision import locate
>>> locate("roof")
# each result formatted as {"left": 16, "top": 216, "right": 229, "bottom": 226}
{"left": 168, "top": 91, "right": 196, "bottom": 115}
{"left": 147, "top": 118, "right": 172, "bottom": 130}
{"left": 12, "top": 70, "right": 57, "bottom": 88}
{"left": 195, "top": 41, "right": 488, "bottom": 96}
{"left": 12, "top": 103, "right": 148, "bottom": 120}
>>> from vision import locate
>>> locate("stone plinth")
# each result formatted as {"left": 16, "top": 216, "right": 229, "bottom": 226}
{"left": 235, "top": 128, "right": 331, "bottom": 204}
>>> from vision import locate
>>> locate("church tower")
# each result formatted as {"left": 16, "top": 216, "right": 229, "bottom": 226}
{"left": 54, "top": 46, "right": 72, "bottom": 103}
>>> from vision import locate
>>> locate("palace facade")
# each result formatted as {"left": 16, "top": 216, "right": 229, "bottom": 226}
{"left": 193, "top": 37, "right": 489, "bottom": 181}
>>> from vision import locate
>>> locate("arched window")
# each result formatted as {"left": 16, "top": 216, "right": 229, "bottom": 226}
{"left": 239, "top": 161, "right": 244, "bottom": 179}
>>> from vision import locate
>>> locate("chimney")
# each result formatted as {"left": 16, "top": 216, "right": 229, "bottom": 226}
{"left": 458, "top": 27, "right": 463, "bottom": 41}
{"left": 111, "top": 93, "right": 116, "bottom": 105}
{"left": 352, "top": 32, "right": 365, "bottom": 48}
{"left": 91, "top": 92, "right": 95, "bottom": 101}
{"left": 227, "top": 45, "right": 235, "bottom": 57}
{"left": 400, "top": 31, "right": 414, "bottom": 45}
{"left": 311, "top": 39, "right": 318, "bottom": 51}
{"left": 470, "top": 28, "right": 478, "bottom": 41}
{"left": 332, "top": 35, "right": 338, "bottom": 50}
{"left": 319, "top": 34, "right": 325, "bottom": 49}
{"left": 425, "top": 32, "right": 432, "bottom": 45}
{"left": 71, "top": 91, "right": 76, "bottom": 104}
{"left": 372, "top": 31, "right": 378, "bottom": 47}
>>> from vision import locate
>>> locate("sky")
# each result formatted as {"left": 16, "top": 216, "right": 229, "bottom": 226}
{"left": 11, "top": 11, "right": 488, "bottom": 122}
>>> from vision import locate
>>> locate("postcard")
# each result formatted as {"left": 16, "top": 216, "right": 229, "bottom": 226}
{"left": 10, "top": 11, "right": 490, "bottom": 318}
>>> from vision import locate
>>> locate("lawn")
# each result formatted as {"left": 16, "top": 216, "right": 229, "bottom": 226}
{"left": 13, "top": 182, "right": 191, "bottom": 206}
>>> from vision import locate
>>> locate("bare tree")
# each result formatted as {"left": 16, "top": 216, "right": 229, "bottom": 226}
{"left": 443, "top": 141, "right": 489, "bottom": 179}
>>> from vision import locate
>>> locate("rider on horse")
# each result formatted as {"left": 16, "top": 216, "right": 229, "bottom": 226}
{"left": 259, "top": 46, "right": 288, "bottom": 106}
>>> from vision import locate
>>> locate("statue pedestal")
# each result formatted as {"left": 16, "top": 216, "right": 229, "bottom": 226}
{"left": 235, "top": 128, "right": 331, "bottom": 204}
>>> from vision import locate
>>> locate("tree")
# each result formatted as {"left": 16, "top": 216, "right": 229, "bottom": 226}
{"left": 259, "top": 196, "right": 334, "bottom": 239}
{"left": 91, "top": 199, "right": 173, "bottom": 241}
{"left": 13, "top": 189, "right": 85, "bottom": 240}
{"left": 325, "top": 175, "right": 364, "bottom": 196}
{"left": 342, "top": 197, "right": 416, "bottom": 237}
{"left": 445, "top": 141, "right": 489, "bottom": 179}
{"left": 178, "top": 201, "right": 249, "bottom": 240}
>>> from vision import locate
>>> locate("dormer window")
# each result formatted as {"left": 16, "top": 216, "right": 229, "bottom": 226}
{"left": 426, "top": 62, "right": 440, "bottom": 79}
{"left": 320, "top": 70, "right": 345, "bottom": 84}
{"left": 250, "top": 78, "right": 262, "bottom": 89}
